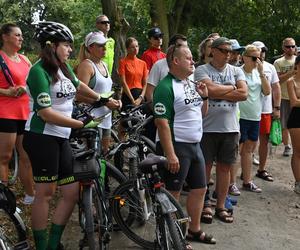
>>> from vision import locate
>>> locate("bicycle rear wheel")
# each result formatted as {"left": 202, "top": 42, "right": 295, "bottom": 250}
{"left": 111, "top": 180, "right": 187, "bottom": 249}
{"left": 159, "top": 213, "right": 186, "bottom": 250}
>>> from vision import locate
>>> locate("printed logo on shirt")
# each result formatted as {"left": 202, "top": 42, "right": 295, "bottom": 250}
{"left": 37, "top": 92, "right": 51, "bottom": 107}
{"left": 183, "top": 84, "right": 201, "bottom": 106}
{"left": 56, "top": 80, "right": 76, "bottom": 99}
{"left": 154, "top": 102, "right": 166, "bottom": 115}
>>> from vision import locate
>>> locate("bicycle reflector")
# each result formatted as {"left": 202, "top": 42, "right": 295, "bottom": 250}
{"left": 0, "top": 183, "right": 16, "bottom": 214}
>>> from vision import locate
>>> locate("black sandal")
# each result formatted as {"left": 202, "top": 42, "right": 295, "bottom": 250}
{"left": 215, "top": 208, "right": 233, "bottom": 223}
{"left": 256, "top": 170, "right": 274, "bottom": 182}
{"left": 186, "top": 229, "right": 216, "bottom": 244}
{"left": 201, "top": 206, "right": 213, "bottom": 224}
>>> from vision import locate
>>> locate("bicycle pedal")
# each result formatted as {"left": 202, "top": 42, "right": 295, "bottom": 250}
{"left": 177, "top": 217, "right": 190, "bottom": 224}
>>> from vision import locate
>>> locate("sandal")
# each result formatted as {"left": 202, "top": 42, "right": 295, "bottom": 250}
{"left": 184, "top": 241, "right": 193, "bottom": 250}
{"left": 215, "top": 208, "right": 234, "bottom": 223}
{"left": 256, "top": 170, "right": 274, "bottom": 182}
{"left": 186, "top": 229, "right": 216, "bottom": 244}
{"left": 201, "top": 206, "right": 213, "bottom": 224}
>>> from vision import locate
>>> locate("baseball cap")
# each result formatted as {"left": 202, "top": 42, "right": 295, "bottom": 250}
{"left": 211, "top": 37, "right": 232, "bottom": 48}
{"left": 85, "top": 32, "right": 107, "bottom": 47}
{"left": 148, "top": 27, "right": 163, "bottom": 38}
{"left": 252, "top": 41, "right": 268, "bottom": 52}
{"left": 230, "top": 39, "right": 244, "bottom": 51}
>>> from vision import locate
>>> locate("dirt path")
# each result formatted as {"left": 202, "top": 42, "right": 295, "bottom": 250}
{"left": 60, "top": 144, "right": 300, "bottom": 250}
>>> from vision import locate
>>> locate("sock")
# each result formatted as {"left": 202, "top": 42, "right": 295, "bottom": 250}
{"left": 47, "top": 223, "right": 65, "bottom": 250}
{"left": 32, "top": 229, "right": 48, "bottom": 250}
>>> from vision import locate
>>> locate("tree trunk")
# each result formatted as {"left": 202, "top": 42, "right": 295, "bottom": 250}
{"left": 101, "top": 0, "right": 129, "bottom": 89}
{"left": 149, "top": 0, "right": 169, "bottom": 51}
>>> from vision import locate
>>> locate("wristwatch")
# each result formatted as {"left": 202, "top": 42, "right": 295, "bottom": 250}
{"left": 274, "top": 106, "right": 280, "bottom": 110}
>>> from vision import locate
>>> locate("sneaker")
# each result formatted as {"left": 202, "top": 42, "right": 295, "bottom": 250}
{"left": 229, "top": 183, "right": 241, "bottom": 196}
{"left": 283, "top": 145, "right": 292, "bottom": 157}
{"left": 252, "top": 154, "right": 260, "bottom": 165}
{"left": 294, "top": 181, "right": 300, "bottom": 194}
{"left": 22, "top": 194, "right": 34, "bottom": 205}
{"left": 242, "top": 182, "right": 262, "bottom": 193}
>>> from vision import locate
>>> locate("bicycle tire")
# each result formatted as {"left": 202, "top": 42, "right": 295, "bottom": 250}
{"left": 81, "top": 186, "right": 97, "bottom": 250}
{"left": 111, "top": 180, "right": 187, "bottom": 249}
{"left": 8, "top": 149, "right": 18, "bottom": 185}
{"left": 159, "top": 213, "right": 185, "bottom": 250}
{"left": 0, "top": 209, "right": 29, "bottom": 250}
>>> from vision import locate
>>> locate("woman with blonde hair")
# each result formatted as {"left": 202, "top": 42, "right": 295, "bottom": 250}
{"left": 76, "top": 31, "right": 121, "bottom": 153}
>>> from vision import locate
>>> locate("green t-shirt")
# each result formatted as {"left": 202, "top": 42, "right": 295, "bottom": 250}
{"left": 25, "top": 60, "right": 80, "bottom": 138}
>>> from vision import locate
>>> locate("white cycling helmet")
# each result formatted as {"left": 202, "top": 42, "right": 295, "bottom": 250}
{"left": 33, "top": 21, "right": 74, "bottom": 45}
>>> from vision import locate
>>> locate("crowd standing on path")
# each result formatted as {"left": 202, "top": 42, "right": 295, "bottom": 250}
{"left": 1, "top": 14, "right": 300, "bottom": 250}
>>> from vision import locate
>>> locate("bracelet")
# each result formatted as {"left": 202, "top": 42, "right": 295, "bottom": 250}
{"left": 201, "top": 96, "right": 208, "bottom": 101}
{"left": 259, "top": 74, "right": 266, "bottom": 78}
{"left": 139, "top": 95, "right": 144, "bottom": 100}
{"left": 274, "top": 106, "right": 280, "bottom": 110}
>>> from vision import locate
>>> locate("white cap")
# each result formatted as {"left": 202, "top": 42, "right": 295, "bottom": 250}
{"left": 85, "top": 32, "right": 107, "bottom": 47}
{"left": 252, "top": 41, "right": 268, "bottom": 51}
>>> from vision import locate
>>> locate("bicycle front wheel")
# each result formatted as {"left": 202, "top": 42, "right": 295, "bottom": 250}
{"left": 111, "top": 180, "right": 187, "bottom": 249}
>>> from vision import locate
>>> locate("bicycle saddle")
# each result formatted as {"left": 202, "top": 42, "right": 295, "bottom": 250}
{"left": 0, "top": 183, "right": 16, "bottom": 214}
{"left": 139, "top": 153, "right": 167, "bottom": 174}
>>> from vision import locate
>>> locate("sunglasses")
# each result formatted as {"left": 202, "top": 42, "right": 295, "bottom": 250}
{"left": 285, "top": 45, "right": 295, "bottom": 49}
{"left": 99, "top": 20, "right": 110, "bottom": 25}
{"left": 245, "top": 55, "right": 261, "bottom": 62}
{"left": 153, "top": 36, "right": 163, "bottom": 40}
{"left": 94, "top": 43, "right": 106, "bottom": 48}
{"left": 216, "top": 47, "right": 232, "bottom": 54}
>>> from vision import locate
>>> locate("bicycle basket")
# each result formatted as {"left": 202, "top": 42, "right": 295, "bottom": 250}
{"left": 73, "top": 157, "right": 100, "bottom": 181}
{"left": 0, "top": 183, "right": 16, "bottom": 214}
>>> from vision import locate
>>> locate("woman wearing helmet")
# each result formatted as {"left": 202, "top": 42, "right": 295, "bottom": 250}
{"left": 22, "top": 21, "right": 106, "bottom": 250}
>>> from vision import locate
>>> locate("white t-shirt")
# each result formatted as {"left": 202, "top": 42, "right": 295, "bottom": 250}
{"left": 261, "top": 61, "right": 279, "bottom": 114}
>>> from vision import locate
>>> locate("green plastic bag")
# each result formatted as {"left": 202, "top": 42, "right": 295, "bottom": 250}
{"left": 269, "top": 119, "right": 282, "bottom": 146}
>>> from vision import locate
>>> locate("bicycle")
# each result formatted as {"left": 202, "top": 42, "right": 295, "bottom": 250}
{"left": 71, "top": 101, "right": 127, "bottom": 250}
{"left": 111, "top": 153, "right": 188, "bottom": 250}
{"left": 0, "top": 183, "right": 30, "bottom": 250}
{"left": 106, "top": 103, "right": 156, "bottom": 178}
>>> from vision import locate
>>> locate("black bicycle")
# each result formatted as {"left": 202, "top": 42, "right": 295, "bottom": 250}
{"left": 0, "top": 183, "right": 30, "bottom": 250}
{"left": 71, "top": 101, "right": 127, "bottom": 250}
{"left": 106, "top": 103, "right": 156, "bottom": 179}
{"left": 111, "top": 154, "right": 188, "bottom": 250}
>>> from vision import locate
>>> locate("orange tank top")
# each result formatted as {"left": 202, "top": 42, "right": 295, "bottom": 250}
{"left": 0, "top": 51, "right": 30, "bottom": 120}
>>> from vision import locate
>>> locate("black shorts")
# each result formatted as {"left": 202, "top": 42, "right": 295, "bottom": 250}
{"left": 23, "top": 131, "right": 75, "bottom": 185}
{"left": 121, "top": 88, "right": 142, "bottom": 111}
{"left": 157, "top": 141, "right": 206, "bottom": 191}
{"left": 287, "top": 107, "right": 300, "bottom": 129}
{"left": 0, "top": 118, "right": 26, "bottom": 135}
{"left": 200, "top": 132, "right": 239, "bottom": 165}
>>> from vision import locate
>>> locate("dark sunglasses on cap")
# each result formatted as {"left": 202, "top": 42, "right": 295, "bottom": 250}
{"left": 99, "top": 20, "right": 110, "bottom": 25}
{"left": 285, "top": 45, "right": 295, "bottom": 49}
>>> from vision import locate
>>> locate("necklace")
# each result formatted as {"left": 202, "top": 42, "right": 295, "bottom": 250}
{"left": 2, "top": 51, "right": 20, "bottom": 62}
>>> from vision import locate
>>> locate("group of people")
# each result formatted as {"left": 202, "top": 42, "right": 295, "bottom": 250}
{"left": 0, "top": 13, "right": 300, "bottom": 250}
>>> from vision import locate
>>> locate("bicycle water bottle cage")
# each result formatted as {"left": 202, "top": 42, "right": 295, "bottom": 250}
{"left": 0, "top": 183, "right": 16, "bottom": 214}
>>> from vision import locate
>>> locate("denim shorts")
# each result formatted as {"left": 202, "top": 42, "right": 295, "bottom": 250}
{"left": 239, "top": 119, "right": 260, "bottom": 143}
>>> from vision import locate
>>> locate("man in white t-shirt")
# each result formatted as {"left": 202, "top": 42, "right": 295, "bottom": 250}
{"left": 252, "top": 41, "right": 281, "bottom": 181}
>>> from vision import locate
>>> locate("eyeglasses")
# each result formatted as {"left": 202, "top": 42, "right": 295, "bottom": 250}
{"left": 99, "top": 20, "right": 110, "bottom": 25}
{"left": 216, "top": 47, "right": 232, "bottom": 54}
{"left": 245, "top": 55, "right": 261, "bottom": 62}
{"left": 94, "top": 43, "right": 106, "bottom": 48}
{"left": 285, "top": 45, "right": 296, "bottom": 49}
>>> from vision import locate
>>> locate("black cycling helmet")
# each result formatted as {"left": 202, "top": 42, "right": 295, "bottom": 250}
{"left": 33, "top": 21, "right": 74, "bottom": 45}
